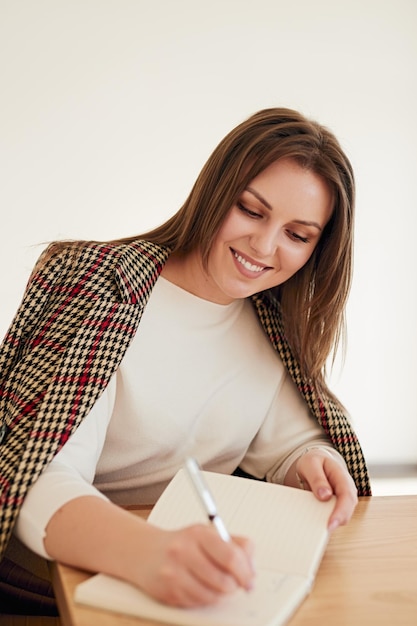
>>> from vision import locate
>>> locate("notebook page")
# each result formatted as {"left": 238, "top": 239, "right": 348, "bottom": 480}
{"left": 149, "top": 469, "right": 334, "bottom": 578}
{"left": 75, "top": 568, "right": 309, "bottom": 626}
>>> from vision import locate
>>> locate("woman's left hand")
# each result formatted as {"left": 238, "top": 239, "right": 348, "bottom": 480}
{"left": 289, "top": 449, "right": 358, "bottom": 531}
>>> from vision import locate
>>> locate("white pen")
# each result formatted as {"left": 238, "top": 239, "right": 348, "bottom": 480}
{"left": 184, "top": 457, "right": 231, "bottom": 542}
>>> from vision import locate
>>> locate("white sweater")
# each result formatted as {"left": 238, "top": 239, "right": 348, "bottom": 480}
{"left": 15, "top": 277, "right": 340, "bottom": 557}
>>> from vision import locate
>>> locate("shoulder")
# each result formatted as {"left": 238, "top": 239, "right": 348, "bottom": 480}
{"left": 26, "top": 239, "right": 170, "bottom": 307}
{"left": 35, "top": 239, "right": 169, "bottom": 275}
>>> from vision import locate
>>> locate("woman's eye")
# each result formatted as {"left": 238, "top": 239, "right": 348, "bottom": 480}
{"left": 237, "top": 202, "right": 262, "bottom": 219}
{"left": 288, "top": 230, "right": 309, "bottom": 244}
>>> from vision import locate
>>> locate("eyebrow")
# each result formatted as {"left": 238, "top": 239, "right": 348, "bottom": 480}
{"left": 246, "top": 186, "right": 323, "bottom": 232}
{"left": 246, "top": 186, "right": 273, "bottom": 210}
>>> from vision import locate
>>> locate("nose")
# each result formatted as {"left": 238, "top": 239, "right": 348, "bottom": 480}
{"left": 249, "top": 227, "right": 279, "bottom": 259}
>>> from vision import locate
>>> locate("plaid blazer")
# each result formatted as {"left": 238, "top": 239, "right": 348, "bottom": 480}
{"left": 0, "top": 239, "right": 371, "bottom": 560}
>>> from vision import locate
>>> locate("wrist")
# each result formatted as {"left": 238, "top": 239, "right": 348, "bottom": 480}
{"left": 294, "top": 447, "right": 316, "bottom": 490}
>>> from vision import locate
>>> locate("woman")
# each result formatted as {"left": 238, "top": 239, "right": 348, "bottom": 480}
{"left": 0, "top": 107, "right": 371, "bottom": 609}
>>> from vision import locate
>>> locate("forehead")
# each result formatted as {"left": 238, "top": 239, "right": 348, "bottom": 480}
{"left": 245, "top": 158, "right": 334, "bottom": 224}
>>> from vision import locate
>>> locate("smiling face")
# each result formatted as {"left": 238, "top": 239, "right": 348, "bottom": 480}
{"left": 162, "top": 158, "right": 334, "bottom": 304}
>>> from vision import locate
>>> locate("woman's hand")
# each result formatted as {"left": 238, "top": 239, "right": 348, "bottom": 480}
{"left": 135, "top": 524, "right": 255, "bottom": 607}
{"left": 287, "top": 448, "right": 358, "bottom": 531}
{"left": 43, "top": 496, "right": 255, "bottom": 610}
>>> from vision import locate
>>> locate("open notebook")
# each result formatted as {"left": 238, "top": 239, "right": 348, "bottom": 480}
{"left": 74, "top": 469, "right": 334, "bottom": 626}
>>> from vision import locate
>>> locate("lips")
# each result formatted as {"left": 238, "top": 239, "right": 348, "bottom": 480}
{"left": 231, "top": 248, "right": 271, "bottom": 273}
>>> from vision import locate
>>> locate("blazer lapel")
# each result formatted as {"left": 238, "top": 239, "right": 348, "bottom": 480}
{"left": 251, "top": 289, "right": 371, "bottom": 496}
{"left": 26, "top": 241, "right": 171, "bottom": 450}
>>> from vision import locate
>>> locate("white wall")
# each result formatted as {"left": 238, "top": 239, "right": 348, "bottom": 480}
{"left": 1, "top": 0, "right": 416, "bottom": 465}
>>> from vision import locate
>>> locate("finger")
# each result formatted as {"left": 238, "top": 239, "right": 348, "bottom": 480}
{"left": 150, "top": 527, "right": 237, "bottom": 607}
{"left": 199, "top": 530, "right": 256, "bottom": 591}
{"left": 298, "top": 455, "right": 333, "bottom": 500}
{"left": 297, "top": 454, "right": 357, "bottom": 530}
{"left": 232, "top": 536, "right": 256, "bottom": 563}
{"left": 327, "top": 473, "right": 358, "bottom": 530}
{"left": 167, "top": 526, "right": 254, "bottom": 595}
{"left": 154, "top": 562, "right": 227, "bottom": 608}
{"left": 309, "top": 459, "right": 357, "bottom": 530}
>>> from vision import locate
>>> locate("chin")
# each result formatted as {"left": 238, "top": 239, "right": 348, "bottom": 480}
{"left": 226, "top": 287, "right": 260, "bottom": 301}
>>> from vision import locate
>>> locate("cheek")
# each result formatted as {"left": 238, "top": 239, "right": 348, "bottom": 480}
{"left": 208, "top": 219, "right": 235, "bottom": 266}
{"left": 280, "top": 243, "right": 317, "bottom": 271}
{"left": 216, "top": 210, "right": 247, "bottom": 242}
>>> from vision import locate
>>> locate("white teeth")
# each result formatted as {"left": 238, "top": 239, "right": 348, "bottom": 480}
{"left": 234, "top": 252, "right": 264, "bottom": 272}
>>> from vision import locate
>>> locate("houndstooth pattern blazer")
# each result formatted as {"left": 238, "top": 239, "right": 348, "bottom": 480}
{"left": 0, "top": 240, "right": 371, "bottom": 560}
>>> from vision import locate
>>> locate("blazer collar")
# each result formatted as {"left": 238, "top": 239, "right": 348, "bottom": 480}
{"left": 114, "top": 240, "right": 171, "bottom": 306}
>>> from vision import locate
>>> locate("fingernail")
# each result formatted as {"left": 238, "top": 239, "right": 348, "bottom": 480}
{"left": 318, "top": 487, "right": 332, "bottom": 499}
{"left": 328, "top": 518, "right": 339, "bottom": 531}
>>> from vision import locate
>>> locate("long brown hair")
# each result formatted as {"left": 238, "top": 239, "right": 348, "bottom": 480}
{"left": 40, "top": 108, "right": 355, "bottom": 392}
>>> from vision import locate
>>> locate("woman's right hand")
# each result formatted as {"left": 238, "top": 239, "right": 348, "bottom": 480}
{"left": 134, "top": 523, "right": 255, "bottom": 607}
{"left": 42, "top": 496, "right": 254, "bottom": 609}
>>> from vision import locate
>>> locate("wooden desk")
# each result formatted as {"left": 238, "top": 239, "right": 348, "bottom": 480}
{"left": 51, "top": 496, "right": 417, "bottom": 626}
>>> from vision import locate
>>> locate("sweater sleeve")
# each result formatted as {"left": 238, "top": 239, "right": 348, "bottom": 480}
{"left": 239, "top": 368, "right": 346, "bottom": 483}
{"left": 14, "top": 376, "right": 116, "bottom": 559}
